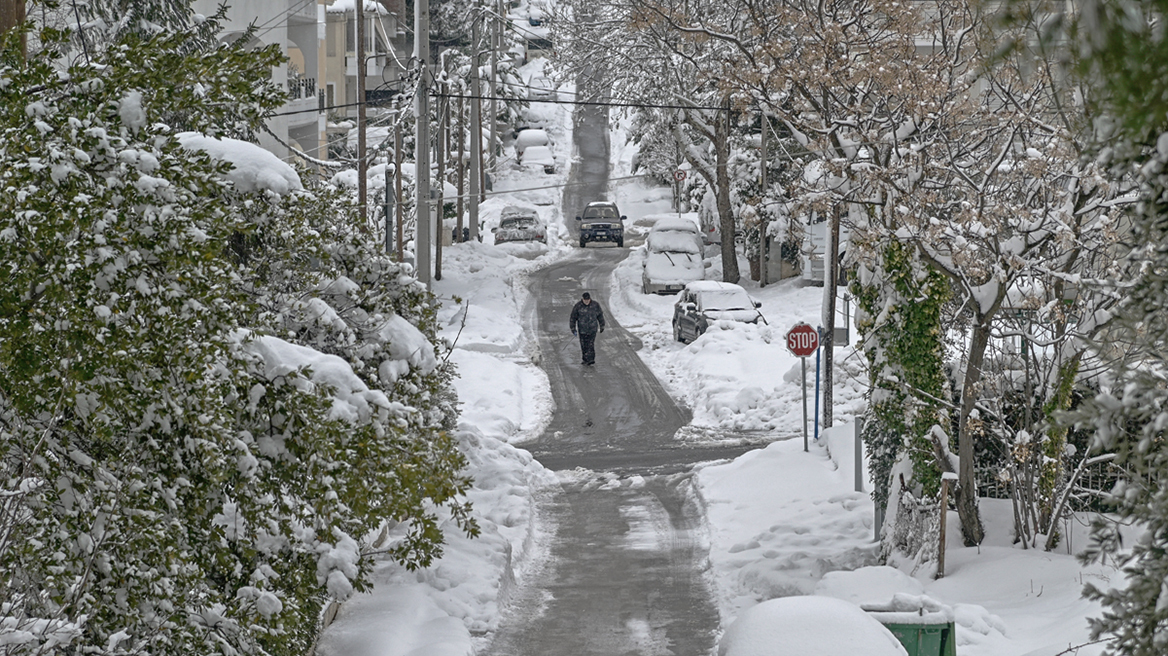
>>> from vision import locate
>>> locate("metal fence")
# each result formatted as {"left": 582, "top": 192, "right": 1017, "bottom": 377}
{"left": 976, "top": 459, "right": 1124, "bottom": 513}
{"left": 288, "top": 76, "right": 317, "bottom": 100}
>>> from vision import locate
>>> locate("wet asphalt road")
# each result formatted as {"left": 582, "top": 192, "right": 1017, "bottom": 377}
{"left": 482, "top": 94, "right": 760, "bottom": 656}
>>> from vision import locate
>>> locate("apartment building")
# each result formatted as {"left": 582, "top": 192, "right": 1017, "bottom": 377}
{"left": 193, "top": 0, "right": 410, "bottom": 163}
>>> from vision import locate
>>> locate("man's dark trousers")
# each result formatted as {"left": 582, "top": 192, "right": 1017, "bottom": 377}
{"left": 578, "top": 330, "right": 597, "bottom": 365}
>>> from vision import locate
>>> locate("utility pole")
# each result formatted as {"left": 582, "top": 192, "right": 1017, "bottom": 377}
{"left": 822, "top": 204, "right": 841, "bottom": 430}
{"left": 469, "top": 12, "right": 482, "bottom": 242}
{"left": 1, "top": 0, "right": 26, "bottom": 59}
{"left": 456, "top": 90, "right": 465, "bottom": 242}
{"left": 488, "top": 0, "right": 500, "bottom": 172}
{"left": 394, "top": 108, "right": 404, "bottom": 261}
{"left": 759, "top": 110, "right": 769, "bottom": 287}
{"left": 415, "top": 0, "right": 431, "bottom": 286}
{"left": 356, "top": 0, "right": 367, "bottom": 227}
{"left": 435, "top": 82, "right": 447, "bottom": 281}
{"left": 384, "top": 152, "right": 393, "bottom": 254}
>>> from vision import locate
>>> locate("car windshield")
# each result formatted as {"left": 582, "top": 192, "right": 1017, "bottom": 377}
{"left": 501, "top": 217, "right": 537, "bottom": 229}
{"left": 583, "top": 206, "right": 619, "bottom": 219}
{"left": 698, "top": 289, "right": 753, "bottom": 311}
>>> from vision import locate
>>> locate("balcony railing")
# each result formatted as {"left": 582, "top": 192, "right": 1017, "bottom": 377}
{"left": 288, "top": 76, "right": 317, "bottom": 100}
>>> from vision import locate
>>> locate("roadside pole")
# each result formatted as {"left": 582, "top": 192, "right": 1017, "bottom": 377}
{"left": 814, "top": 344, "right": 821, "bottom": 443}
{"left": 456, "top": 91, "right": 465, "bottom": 241}
{"left": 488, "top": 0, "right": 500, "bottom": 173}
{"left": 759, "top": 108, "right": 768, "bottom": 287}
{"left": 469, "top": 9, "right": 482, "bottom": 242}
{"left": 394, "top": 107, "right": 404, "bottom": 260}
{"left": 801, "top": 357, "right": 808, "bottom": 452}
{"left": 356, "top": 0, "right": 367, "bottom": 228}
{"left": 785, "top": 323, "right": 820, "bottom": 452}
{"left": 415, "top": 0, "right": 431, "bottom": 287}
{"left": 822, "top": 204, "right": 842, "bottom": 428}
{"left": 384, "top": 157, "right": 393, "bottom": 254}
{"left": 854, "top": 417, "right": 864, "bottom": 493}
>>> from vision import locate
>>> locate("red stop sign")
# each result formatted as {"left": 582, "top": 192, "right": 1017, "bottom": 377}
{"left": 785, "top": 323, "right": 820, "bottom": 357}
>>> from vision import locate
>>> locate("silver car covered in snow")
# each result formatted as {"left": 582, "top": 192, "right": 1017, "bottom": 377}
{"left": 493, "top": 206, "right": 548, "bottom": 244}
{"left": 671, "top": 281, "right": 765, "bottom": 343}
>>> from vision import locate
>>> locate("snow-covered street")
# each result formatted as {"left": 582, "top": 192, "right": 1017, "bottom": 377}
{"left": 314, "top": 77, "right": 1119, "bottom": 655}
{"left": 6, "top": 1, "right": 1164, "bottom": 654}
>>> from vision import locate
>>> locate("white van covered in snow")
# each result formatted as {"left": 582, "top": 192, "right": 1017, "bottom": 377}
{"left": 642, "top": 219, "right": 706, "bottom": 294}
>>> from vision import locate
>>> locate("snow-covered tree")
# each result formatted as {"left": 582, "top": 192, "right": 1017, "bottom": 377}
{"left": 1059, "top": 0, "right": 1168, "bottom": 652}
{"left": 549, "top": 0, "right": 750, "bottom": 282}
{"left": 619, "top": 0, "right": 1127, "bottom": 550}
{"left": 0, "top": 15, "right": 472, "bottom": 655}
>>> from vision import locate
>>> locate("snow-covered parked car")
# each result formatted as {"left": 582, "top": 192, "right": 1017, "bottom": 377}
{"left": 649, "top": 216, "right": 704, "bottom": 253}
{"left": 492, "top": 206, "right": 548, "bottom": 244}
{"left": 519, "top": 144, "right": 556, "bottom": 174}
{"left": 672, "top": 281, "right": 764, "bottom": 343}
{"left": 523, "top": 72, "right": 558, "bottom": 102}
{"left": 642, "top": 224, "right": 706, "bottom": 294}
{"left": 514, "top": 127, "right": 551, "bottom": 154}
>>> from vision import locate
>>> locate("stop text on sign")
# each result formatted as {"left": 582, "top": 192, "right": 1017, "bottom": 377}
{"left": 785, "top": 323, "right": 820, "bottom": 357}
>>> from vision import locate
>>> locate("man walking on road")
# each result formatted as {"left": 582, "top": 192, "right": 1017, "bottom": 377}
{"left": 569, "top": 292, "right": 605, "bottom": 365}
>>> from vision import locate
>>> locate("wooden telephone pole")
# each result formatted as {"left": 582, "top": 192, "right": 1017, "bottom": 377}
{"left": 415, "top": 0, "right": 431, "bottom": 286}
{"left": 456, "top": 91, "right": 465, "bottom": 242}
{"left": 468, "top": 11, "right": 482, "bottom": 242}
{"left": 821, "top": 204, "right": 842, "bottom": 430}
{"left": 356, "top": 0, "right": 367, "bottom": 227}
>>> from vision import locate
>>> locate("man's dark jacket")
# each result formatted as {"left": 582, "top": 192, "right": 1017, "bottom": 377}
{"left": 570, "top": 300, "right": 605, "bottom": 335}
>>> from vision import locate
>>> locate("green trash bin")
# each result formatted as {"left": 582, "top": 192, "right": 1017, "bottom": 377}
{"left": 878, "top": 620, "right": 955, "bottom": 656}
{"left": 864, "top": 596, "right": 957, "bottom": 656}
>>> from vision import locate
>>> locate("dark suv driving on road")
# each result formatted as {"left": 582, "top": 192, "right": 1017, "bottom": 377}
{"left": 576, "top": 201, "right": 626, "bottom": 248}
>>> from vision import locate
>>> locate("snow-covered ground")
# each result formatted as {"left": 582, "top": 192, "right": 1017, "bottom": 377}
{"left": 316, "top": 64, "right": 1122, "bottom": 656}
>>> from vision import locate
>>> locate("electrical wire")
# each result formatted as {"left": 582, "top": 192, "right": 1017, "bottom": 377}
{"left": 418, "top": 173, "right": 656, "bottom": 205}
{"left": 273, "top": 89, "right": 729, "bottom": 117}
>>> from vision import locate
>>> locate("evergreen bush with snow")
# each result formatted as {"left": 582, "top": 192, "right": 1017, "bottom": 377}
{"left": 0, "top": 16, "right": 471, "bottom": 655}
{"left": 1067, "top": 1, "right": 1168, "bottom": 652}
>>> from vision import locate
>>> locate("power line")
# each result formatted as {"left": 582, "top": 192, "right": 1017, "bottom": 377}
{"left": 419, "top": 173, "right": 657, "bottom": 205}
{"left": 435, "top": 91, "right": 728, "bottom": 113}
{"left": 272, "top": 89, "right": 729, "bottom": 117}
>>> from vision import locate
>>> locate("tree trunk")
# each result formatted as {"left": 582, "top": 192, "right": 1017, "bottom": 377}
{"left": 716, "top": 96, "right": 739, "bottom": 283}
{"left": 1, "top": 0, "right": 25, "bottom": 60}
{"left": 956, "top": 319, "right": 989, "bottom": 546}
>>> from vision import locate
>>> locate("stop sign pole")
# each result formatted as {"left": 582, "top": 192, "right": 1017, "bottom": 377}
{"left": 786, "top": 323, "right": 820, "bottom": 451}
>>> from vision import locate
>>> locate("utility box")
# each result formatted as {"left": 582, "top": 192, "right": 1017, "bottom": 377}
{"left": 864, "top": 596, "right": 957, "bottom": 656}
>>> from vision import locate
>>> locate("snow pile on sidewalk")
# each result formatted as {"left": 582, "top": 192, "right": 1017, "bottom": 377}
{"left": 697, "top": 432, "right": 880, "bottom": 619}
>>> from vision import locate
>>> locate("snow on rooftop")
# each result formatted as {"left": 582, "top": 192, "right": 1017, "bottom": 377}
{"left": 177, "top": 132, "right": 302, "bottom": 195}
